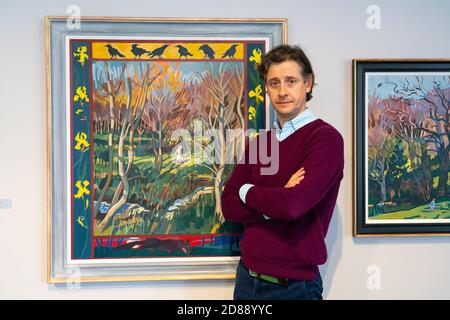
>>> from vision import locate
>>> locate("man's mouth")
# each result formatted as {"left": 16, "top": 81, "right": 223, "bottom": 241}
{"left": 276, "top": 101, "right": 292, "bottom": 105}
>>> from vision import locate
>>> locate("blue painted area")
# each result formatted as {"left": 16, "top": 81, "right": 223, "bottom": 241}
{"left": 246, "top": 43, "right": 266, "bottom": 131}
{"left": 72, "top": 41, "right": 92, "bottom": 259}
{"left": 368, "top": 74, "right": 449, "bottom": 99}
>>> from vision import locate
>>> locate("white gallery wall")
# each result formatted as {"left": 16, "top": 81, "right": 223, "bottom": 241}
{"left": 1, "top": 0, "right": 449, "bottom": 299}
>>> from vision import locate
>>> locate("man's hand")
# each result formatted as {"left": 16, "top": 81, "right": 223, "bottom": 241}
{"left": 284, "top": 167, "right": 305, "bottom": 188}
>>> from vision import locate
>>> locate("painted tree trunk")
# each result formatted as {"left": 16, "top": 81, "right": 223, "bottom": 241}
{"left": 94, "top": 62, "right": 116, "bottom": 218}
{"left": 437, "top": 158, "right": 449, "bottom": 198}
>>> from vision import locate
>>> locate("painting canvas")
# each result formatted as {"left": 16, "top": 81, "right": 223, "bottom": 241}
{"left": 47, "top": 17, "right": 286, "bottom": 282}
{"left": 353, "top": 60, "right": 450, "bottom": 236}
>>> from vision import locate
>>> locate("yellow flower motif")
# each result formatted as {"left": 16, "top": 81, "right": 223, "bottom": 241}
{"left": 74, "top": 132, "right": 90, "bottom": 152}
{"left": 249, "top": 131, "right": 260, "bottom": 139}
{"left": 73, "top": 46, "right": 89, "bottom": 66}
{"left": 77, "top": 216, "right": 88, "bottom": 229}
{"left": 74, "top": 86, "right": 89, "bottom": 104}
{"left": 249, "top": 84, "right": 264, "bottom": 103}
{"left": 74, "top": 180, "right": 90, "bottom": 199}
{"left": 248, "top": 106, "right": 256, "bottom": 121}
{"left": 249, "top": 48, "right": 262, "bottom": 65}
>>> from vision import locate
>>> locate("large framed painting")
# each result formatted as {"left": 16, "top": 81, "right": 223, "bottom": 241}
{"left": 46, "top": 16, "right": 286, "bottom": 282}
{"left": 353, "top": 59, "right": 450, "bottom": 236}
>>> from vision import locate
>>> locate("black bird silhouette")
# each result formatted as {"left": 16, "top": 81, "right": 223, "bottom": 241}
{"left": 105, "top": 44, "right": 125, "bottom": 59}
{"left": 147, "top": 44, "right": 169, "bottom": 59}
{"left": 175, "top": 45, "right": 193, "bottom": 59}
{"left": 221, "top": 44, "right": 238, "bottom": 59}
{"left": 199, "top": 44, "right": 215, "bottom": 59}
{"left": 130, "top": 44, "right": 149, "bottom": 58}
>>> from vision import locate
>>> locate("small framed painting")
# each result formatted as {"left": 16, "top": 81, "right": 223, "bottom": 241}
{"left": 353, "top": 59, "right": 450, "bottom": 236}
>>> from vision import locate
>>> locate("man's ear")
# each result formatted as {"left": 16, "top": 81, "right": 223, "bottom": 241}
{"left": 305, "top": 75, "right": 313, "bottom": 92}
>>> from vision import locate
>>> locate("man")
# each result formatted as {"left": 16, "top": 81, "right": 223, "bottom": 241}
{"left": 221, "top": 45, "right": 344, "bottom": 300}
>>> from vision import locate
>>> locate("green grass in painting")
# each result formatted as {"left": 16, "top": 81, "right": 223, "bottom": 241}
{"left": 370, "top": 201, "right": 450, "bottom": 220}
{"left": 93, "top": 128, "right": 237, "bottom": 236}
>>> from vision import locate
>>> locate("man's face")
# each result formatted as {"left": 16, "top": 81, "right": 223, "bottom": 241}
{"left": 266, "top": 60, "right": 312, "bottom": 124}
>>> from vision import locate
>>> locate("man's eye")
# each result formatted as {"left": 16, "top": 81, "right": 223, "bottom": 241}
{"left": 288, "top": 79, "right": 297, "bottom": 85}
{"left": 269, "top": 82, "right": 279, "bottom": 87}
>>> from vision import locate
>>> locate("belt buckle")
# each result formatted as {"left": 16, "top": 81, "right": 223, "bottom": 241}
{"left": 249, "top": 270, "right": 258, "bottom": 278}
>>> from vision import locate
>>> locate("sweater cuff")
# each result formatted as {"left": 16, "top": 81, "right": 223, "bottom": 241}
{"left": 239, "top": 183, "right": 254, "bottom": 203}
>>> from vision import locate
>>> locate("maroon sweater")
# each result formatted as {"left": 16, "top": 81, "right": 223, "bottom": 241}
{"left": 221, "top": 119, "right": 344, "bottom": 280}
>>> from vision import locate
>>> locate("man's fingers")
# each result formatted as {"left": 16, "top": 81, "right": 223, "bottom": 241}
{"left": 291, "top": 171, "right": 305, "bottom": 180}
{"left": 291, "top": 169, "right": 305, "bottom": 178}
{"left": 285, "top": 168, "right": 306, "bottom": 188}
{"left": 285, "top": 175, "right": 305, "bottom": 188}
{"left": 291, "top": 176, "right": 304, "bottom": 184}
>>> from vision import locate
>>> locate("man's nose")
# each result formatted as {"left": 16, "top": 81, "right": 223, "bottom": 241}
{"left": 278, "top": 83, "right": 288, "bottom": 97}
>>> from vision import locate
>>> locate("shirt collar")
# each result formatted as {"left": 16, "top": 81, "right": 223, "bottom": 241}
{"left": 273, "top": 107, "right": 316, "bottom": 130}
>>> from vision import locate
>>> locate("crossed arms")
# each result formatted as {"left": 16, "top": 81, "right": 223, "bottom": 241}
{"left": 221, "top": 131, "right": 343, "bottom": 223}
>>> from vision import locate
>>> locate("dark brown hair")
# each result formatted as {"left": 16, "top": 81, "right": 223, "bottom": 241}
{"left": 257, "top": 44, "right": 315, "bottom": 101}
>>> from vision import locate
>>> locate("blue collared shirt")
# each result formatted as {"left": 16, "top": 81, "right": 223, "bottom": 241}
{"left": 273, "top": 107, "right": 318, "bottom": 142}
{"left": 238, "top": 108, "right": 318, "bottom": 217}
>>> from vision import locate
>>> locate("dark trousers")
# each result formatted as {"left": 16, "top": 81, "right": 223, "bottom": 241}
{"left": 233, "top": 260, "right": 323, "bottom": 300}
